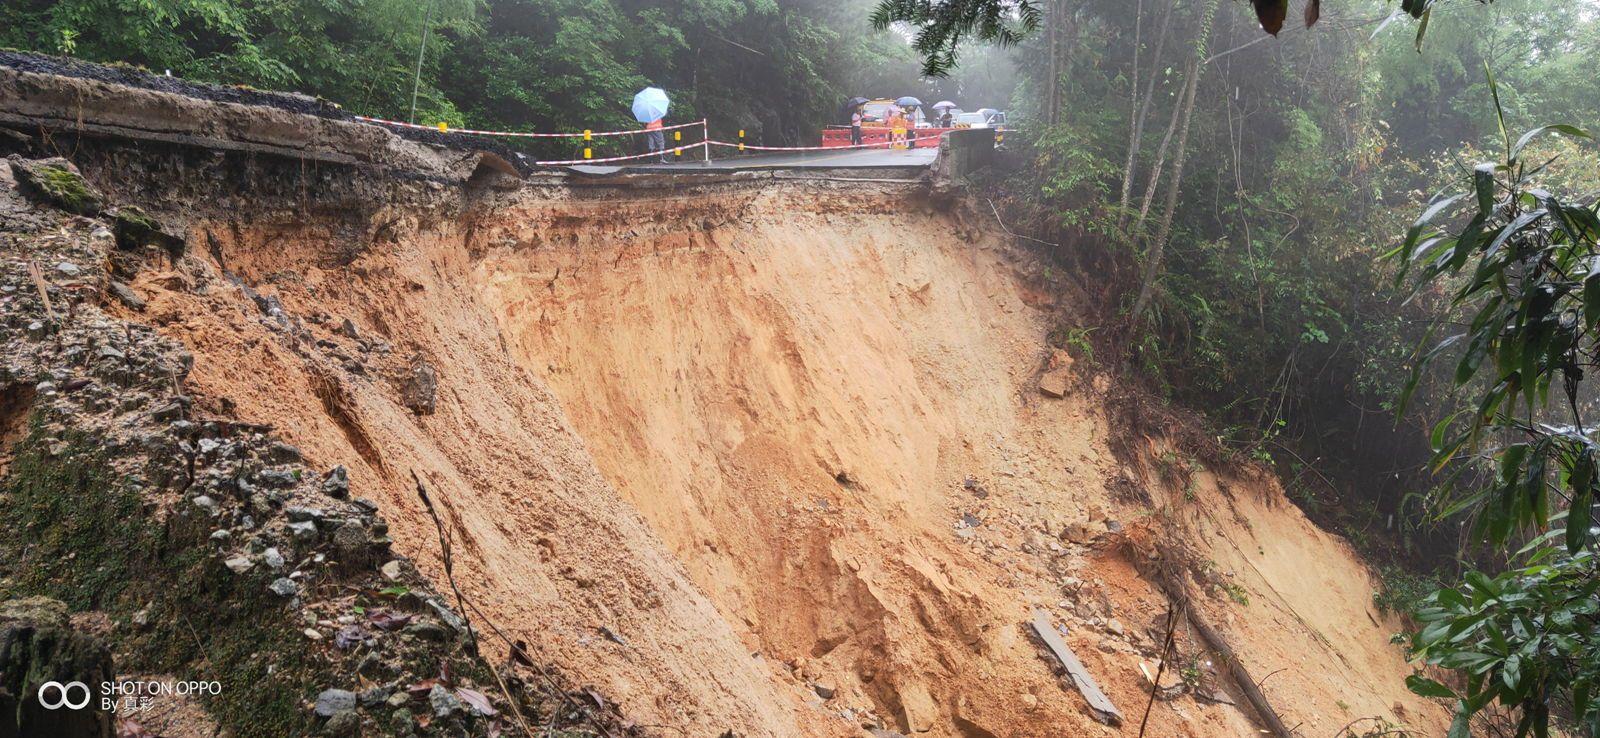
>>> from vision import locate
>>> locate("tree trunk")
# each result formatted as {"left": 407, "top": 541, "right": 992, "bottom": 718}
{"left": 1117, "top": 0, "right": 1177, "bottom": 233}
{"left": 1131, "top": 75, "right": 1184, "bottom": 239}
{"left": 1046, "top": 0, "right": 1061, "bottom": 125}
{"left": 1129, "top": 0, "right": 1218, "bottom": 324}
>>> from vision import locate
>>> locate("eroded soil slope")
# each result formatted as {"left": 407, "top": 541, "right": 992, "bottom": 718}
{"left": 129, "top": 179, "right": 1446, "bottom": 736}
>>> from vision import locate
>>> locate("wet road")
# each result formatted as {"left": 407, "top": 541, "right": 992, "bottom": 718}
{"left": 568, "top": 145, "right": 938, "bottom": 174}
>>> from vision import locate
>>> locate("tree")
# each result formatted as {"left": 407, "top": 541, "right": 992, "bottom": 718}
{"left": 870, "top": 0, "right": 1475, "bottom": 79}
{"left": 1389, "top": 66, "right": 1597, "bottom": 734}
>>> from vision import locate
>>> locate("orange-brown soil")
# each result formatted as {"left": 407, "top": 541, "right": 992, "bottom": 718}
{"left": 126, "top": 182, "right": 1448, "bottom": 736}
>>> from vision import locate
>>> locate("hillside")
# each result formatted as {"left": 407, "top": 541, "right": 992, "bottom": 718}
{"left": 0, "top": 60, "right": 1451, "bottom": 737}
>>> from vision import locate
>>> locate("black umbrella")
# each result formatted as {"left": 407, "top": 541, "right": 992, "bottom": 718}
{"left": 842, "top": 96, "right": 869, "bottom": 114}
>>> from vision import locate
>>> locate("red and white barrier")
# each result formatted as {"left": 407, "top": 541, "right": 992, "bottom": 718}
{"left": 707, "top": 132, "right": 943, "bottom": 152}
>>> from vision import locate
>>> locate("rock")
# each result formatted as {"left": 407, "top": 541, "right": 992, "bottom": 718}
{"left": 287, "top": 506, "right": 325, "bottom": 523}
{"left": 314, "top": 688, "right": 358, "bottom": 718}
{"left": 289, "top": 521, "right": 319, "bottom": 542}
{"left": 322, "top": 466, "right": 350, "bottom": 498}
{"left": 1020, "top": 692, "right": 1039, "bottom": 709}
{"left": 257, "top": 468, "right": 297, "bottom": 487}
{"left": 813, "top": 680, "right": 837, "bottom": 700}
{"left": 1038, "top": 369, "right": 1070, "bottom": 398}
{"left": 358, "top": 686, "right": 392, "bottom": 707}
{"left": 323, "top": 710, "right": 360, "bottom": 736}
{"left": 263, "top": 547, "right": 285, "bottom": 570}
{"left": 108, "top": 281, "right": 146, "bottom": 311}
{"left": 113, "top": 205, "right": 185, "bottom": 257}
{"left": 428, "top": 684, "right": 463, "bottom": 718}
{"left": 380, "top": 560, "right": 404, "bottom": 581}
{"left": 1062, "top": 522, "right": 1095, "bottom": 544}
{"left": 386, "top": 691, "right": 410, "bottom": 708}
{"left": 1107, "top": 618, "right": 1125, "bottom": 636}
{"left": 0, "top": 597, "right": 70, "bottom": 629}
{"left": 425, "top": 598, "right": 471, "bottom": 635}
{"left": 55, "top": 261, "right": 81, "bottom": 277}
{"left": 304, "top": 628, "right": 324, "bottom": 641}
{"left": 898, "top": 683, "right": 937, "bottom": 734}
{"left": 268, "top": 578, "right": 299, "bottom": 597}
{"left": 403, "top": 619, "right": 449, "bottom": 641}
{"left": 400, "top": 359, "right": 438, "bottom": 415}
{"left": 224, "top": 556, "right": 254, "bottom": 574}
{"left": 268, "top": 441, "right": 302, "bottom": 463}
{"left": 11, "top": 157, "right": 102, "bottom": 215}
{"left": 192, "top": 495, "right": 219, "bottom": 515}
{"left": 339, "top": 318, "right": 361, "bottom": 340}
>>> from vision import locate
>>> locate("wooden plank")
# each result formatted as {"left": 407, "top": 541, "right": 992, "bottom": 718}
{"left": 1030, "top": 609, "right": 1123, "bottom": 726}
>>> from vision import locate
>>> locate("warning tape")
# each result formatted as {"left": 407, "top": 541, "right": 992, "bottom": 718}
{"left": 353, "top": 115, "right": 706, "bottom": 139}
{"left": 706, "top": 132, "right": 944, "bottom": 152}
{"left": 533, "top": 141, "right": 710, "bottom": 166}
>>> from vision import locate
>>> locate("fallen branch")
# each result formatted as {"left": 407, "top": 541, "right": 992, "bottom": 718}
{"left": 1137, "top": 601, "right": 1184, "bottom": 737}
{"left": 412, "top": 470, "right": 614, "bottom": 738}
{"left": 27, "top": 259, "right": 57, "bottom": 324}
{"left": 1157, "top": 571, "right": 1292, "bottom": 738}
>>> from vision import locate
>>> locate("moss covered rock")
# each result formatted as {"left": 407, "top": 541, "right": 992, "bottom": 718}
{"left": 9, "top": 157, "right": 103, "bottom": 215}
{"left": 113, "top": 205, "right": 185, "bottom": 257}
{"left": 0, "top": 595, "right": 115, "bottom": 738}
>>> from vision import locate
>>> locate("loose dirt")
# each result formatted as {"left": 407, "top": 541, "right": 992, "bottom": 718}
{"left": 129, "top": 180, "right": 1449, "bottom": 736}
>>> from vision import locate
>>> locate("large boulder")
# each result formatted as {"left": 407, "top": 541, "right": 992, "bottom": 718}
{"left": 8, "top": 157, "right": 102, "bottom": 215}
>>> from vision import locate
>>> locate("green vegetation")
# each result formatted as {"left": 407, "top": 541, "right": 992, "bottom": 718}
{"left": 14, "top": 161, "right": 102, "bottom": 214}
{"left": 0, "top": 429, "right": 320, "bottom": 736}
{"left": 1388, "top": 68, "right": 1598, "bottom": 734}
{"left": 0, "top": 0, "right": 1014, "bottom": 151}
{"left": 1372, "top": 563, "right": 1444, "bottom": 618}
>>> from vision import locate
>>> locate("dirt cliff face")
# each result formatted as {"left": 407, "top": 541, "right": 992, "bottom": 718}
{"left": 87, "top": 157, "right": 1449, "bottom": 737}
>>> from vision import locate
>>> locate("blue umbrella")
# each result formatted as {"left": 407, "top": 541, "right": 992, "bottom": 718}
{"left": 895, "top": 96, "right": 923, "bottom": 108}
{"left": 632, "top": 87, "right": 670, "bottom": 123}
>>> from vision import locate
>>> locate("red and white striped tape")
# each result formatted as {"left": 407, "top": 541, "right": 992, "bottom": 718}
{"left": 352, "top": 115, "right": 705, "bottom": 139}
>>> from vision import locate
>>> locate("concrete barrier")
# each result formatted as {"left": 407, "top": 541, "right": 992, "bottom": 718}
{"left": 932, "top": 128, "right": 996, "bottom": 182}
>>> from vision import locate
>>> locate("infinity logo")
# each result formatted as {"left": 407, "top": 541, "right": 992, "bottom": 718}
{"left": 37, "top": 681, "right": 91, "bottom": 710}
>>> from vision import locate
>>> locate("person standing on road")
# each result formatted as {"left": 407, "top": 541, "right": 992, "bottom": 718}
{"left": 850, "top": 105, "right": 864, "bottom": 146}
{"left": 645, "top": 117, "right": 666, "bottom": 162}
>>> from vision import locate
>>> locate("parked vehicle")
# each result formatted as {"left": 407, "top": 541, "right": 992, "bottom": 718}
{"left": 953, "top": 108, "right": 1007, "bottom": 128}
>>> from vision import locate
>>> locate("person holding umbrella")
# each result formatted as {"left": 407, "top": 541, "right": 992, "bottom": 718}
{"left": 895, "top": 96, "right": 923, "bottom": 148}
{"left": 933, "top": 100, "right": 957, "bottom": 128}
{"left": 844, "top": 96, "right": 868, "bottom": 146}
{"left": 633, "top": 87, "right": 671, "bottom": 162}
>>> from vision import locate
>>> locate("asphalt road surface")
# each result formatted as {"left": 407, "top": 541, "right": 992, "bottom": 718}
{"left": 569, "top": 145, "right": 938, "bottom": 175}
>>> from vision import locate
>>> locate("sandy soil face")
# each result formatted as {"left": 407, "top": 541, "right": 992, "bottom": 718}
{"left": 129, "top": 181, "right": 1447, "bottom": 736}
